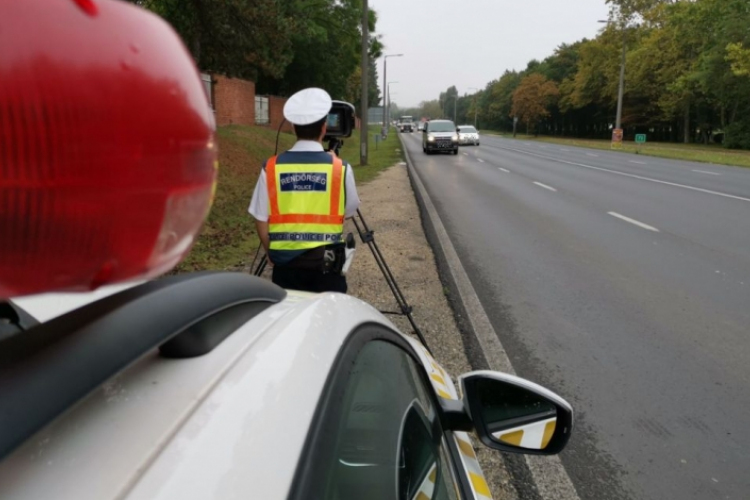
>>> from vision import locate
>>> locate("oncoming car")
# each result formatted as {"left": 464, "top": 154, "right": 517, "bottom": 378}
{"left": 400, "top": 115, "right": 415, "bottom": 133}
{"left": 457, "top": 125, "right": 480, "bottom": 146}
{"left": 423, "top": 119, "right": 460, "bottom": 155}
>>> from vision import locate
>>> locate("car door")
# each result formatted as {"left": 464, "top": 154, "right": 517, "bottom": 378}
{"left": 289, "top": 325, "right": 464, "bottom": 500}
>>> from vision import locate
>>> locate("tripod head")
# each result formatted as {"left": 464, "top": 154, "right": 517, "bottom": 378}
{"left": 327, "top": 138, "right": 344, "bottom": 157}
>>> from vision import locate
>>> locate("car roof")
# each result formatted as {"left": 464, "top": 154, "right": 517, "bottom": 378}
{"left": 0, "top": 291, "right": 417, "bottom": 500}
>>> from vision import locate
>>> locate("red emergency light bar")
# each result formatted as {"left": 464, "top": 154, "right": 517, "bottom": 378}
{"left": 0, "top": 0, "right": 217, "bottom": 298}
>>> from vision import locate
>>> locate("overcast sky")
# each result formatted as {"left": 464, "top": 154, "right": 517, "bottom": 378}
{"left": 374, "top": 0, "right": 610, "bottom": 107}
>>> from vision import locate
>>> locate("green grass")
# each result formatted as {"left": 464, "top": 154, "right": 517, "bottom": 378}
{"left": 175, "top": 125, "right": 296, "bottom": 273}
{"left": 341, "top": 125, "right": 405, "bottom": 184}
{"left": 175, "top": 124, "right": 404, "bottom": 273}
{"left": 481, "top": 131, "right": 750, "bottom": 169}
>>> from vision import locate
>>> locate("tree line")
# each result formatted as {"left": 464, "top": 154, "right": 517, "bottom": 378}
{"left": 124, "top": 0, "right": 383, "bottom": 111}
{"left": 401, "top": 0, "right": 750, "bottom": 149}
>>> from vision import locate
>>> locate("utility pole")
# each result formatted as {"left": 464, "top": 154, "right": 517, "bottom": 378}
{"left": 453, "top": 94, "right": 457, "bottom": 123}
{"left": 600, "top": 19, "right": 626, "bottom": 135}
{"left": 360, "top": 0, "right": 369, "bottom": 166}
{"left": 615, "top": 34, "right": 626, "bottom": 131}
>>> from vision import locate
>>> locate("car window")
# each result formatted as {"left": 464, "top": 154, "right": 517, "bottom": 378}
{"left": 459, "top": 127, "right": 477, "bottom": 133}
{"left": 428, "top": 122, "right": 456, "bottom": 133}
{"left": 302, "top": 339, "right": 459, "bottom": 500}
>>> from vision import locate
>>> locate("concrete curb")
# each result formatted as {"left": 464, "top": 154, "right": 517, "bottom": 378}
{"left": 399, "top": 133, "right": 582, "bottom": 500}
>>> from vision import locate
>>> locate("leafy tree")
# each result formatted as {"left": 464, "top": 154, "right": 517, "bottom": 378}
{"left": 481, "top": 71, "right": 522, "bottom": 131}
{"left": 127, "top": 0, "right": 383, "bottom": 105}
{"left": 511, "top": 74, "right": 559, "bottom": 135}
{"left": 125, "top": 0, "right": 295, "bottom": 80}
{"left": 726, "top": 43, "right": 750, "bottom": 76}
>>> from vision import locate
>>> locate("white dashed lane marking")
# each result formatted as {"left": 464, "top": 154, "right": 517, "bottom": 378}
{"left": 478, "top": 159, "right": 485, "bottom": 163}
{"left": 587, "top": 153, "right": 599, "bottom": 157}
{"left": 608, "top": 212, "right": 660, "bottom": 232}
{"left": 693, "top": 170, "right": 721, "bottom": 176}
{"left": 498, "top": 168, "right": 510, "bottom": 173}
{"left": 630, "top": 160, "right": 647, "bottom": 165}
{"left": 534, "top": 182, "right": 557, "bottom": 192}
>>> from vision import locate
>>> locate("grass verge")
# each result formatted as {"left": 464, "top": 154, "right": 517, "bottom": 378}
{"left": 341, "top": 125, "right": 405, "bottom": 183}
{"left": 175, "top": 125, "right": 295, "bottom": 273}
{"left": 482, "top": 132, "right": 750, "bottom": 169}
{"left": 176, "top": 124, "right": 404, "bottom": 273}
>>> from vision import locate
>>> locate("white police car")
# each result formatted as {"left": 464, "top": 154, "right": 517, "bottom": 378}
{"left": 1, "top": 276, "right": 573, "bottom": 500}
{"left": 0, "top": 2, "right": 573, "bottom": 499}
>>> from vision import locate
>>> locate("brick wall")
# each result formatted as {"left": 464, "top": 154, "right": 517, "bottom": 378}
{"left": 268, "top": 96, "right": 294, "bottom": 133}
{"left": 212, "top": 75, "right": 255, "bottom": 126}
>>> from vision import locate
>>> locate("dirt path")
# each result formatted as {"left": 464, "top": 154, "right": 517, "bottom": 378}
{"left": 346, "top": 164, "right": 518, "bottom": 500}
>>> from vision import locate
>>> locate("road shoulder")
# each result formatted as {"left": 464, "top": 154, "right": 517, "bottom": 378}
{"left": 399, "top": 133, "right": 582, "bottom": 500}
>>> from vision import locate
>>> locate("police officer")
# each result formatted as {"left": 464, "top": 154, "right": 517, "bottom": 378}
{"left": 248, "top": 88, "right": 360, "bottom": 293}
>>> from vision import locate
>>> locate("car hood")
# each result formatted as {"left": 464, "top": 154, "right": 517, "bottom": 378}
{"left": 427, "top": 131, "right": 456, "bottom": 138}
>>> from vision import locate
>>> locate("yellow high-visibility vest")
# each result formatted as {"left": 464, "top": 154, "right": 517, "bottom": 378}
{"left": 265, "top": 156, "right": 345, "bottom": 261}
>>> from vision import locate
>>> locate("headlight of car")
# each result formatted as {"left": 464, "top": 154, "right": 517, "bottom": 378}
{"left": 452, "top": 134, "right": 459, "bottom": 142}
{"left": 428, "top": 135, "right": 435, "bottom": 142}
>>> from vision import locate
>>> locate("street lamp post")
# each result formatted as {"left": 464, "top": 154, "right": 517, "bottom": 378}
{"left": 382, "top": 54, "right": 403, "bottom": 132}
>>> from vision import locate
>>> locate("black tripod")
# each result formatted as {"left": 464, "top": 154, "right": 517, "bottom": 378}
{"left": 350, "top": 209, "right": 430, "bottom": 351}
{"left": 251, "top": 209, "right": 430, "bottom": 353}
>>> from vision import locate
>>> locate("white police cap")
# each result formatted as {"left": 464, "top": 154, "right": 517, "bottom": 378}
{"left": 283, "top": 88, "right": 333, "bottom": 126}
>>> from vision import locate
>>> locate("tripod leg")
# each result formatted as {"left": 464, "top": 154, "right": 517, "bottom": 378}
{"left": 254, "top": 255, "right": 268, "bottom": 277}
{"left": 352, "top": 213, "right": 432, "bottom": 353}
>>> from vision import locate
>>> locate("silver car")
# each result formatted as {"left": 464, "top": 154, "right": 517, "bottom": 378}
{"left": 458, "top": 125, "right": 480, "bottom": 146}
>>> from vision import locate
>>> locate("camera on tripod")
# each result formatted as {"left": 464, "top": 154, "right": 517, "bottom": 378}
{"left": 324, "top": 100, "right": 356, "bottom": 155}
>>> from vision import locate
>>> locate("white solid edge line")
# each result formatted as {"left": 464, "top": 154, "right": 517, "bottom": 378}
{"left": 692, "top": 169, "right": 721, "bottom": 176}
{"left": 501, "top": 146, "right": 750, "bottom": 203}
{"left": 399, "top": 135, "right": 582, "bottom": 500}
{"left": 608, "top": 212, "right": 660, "bottom": 232}
{"left": 534, "top": 181, "right": 557, "bottom": 192}
{"left": 499, "top": 167, "right": 510, "bottom": 173}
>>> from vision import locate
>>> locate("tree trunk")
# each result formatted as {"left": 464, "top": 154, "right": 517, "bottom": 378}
{"left": 683, "top": 101, "right": 690, "bottom": 144}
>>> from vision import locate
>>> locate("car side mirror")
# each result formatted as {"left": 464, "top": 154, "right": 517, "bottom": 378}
{"left": 460, "top": 371, "right": 573, "bottom": 455}
{"left": 439, "top": 371, "right": 573, "bottom": 456}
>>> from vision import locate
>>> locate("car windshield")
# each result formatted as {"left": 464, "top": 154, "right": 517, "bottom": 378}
{"left": 428, "top": 122, "right": 456, "bottom": 133}
{"left": 460, "top": 126, "right": 477, "bottom": 133}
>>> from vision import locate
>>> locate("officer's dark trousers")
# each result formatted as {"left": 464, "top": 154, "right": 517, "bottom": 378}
{"left": 272, "top": 266, "right": 347, "bottom": 294}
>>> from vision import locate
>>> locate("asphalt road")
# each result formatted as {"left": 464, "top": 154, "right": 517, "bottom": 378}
{"left": 400, "top": 132, "right": 750, "bottom": 500}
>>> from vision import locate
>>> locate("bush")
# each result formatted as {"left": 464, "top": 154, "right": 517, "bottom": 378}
{"left": 723, "top": 120, "right": 750, "bottom": 150}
